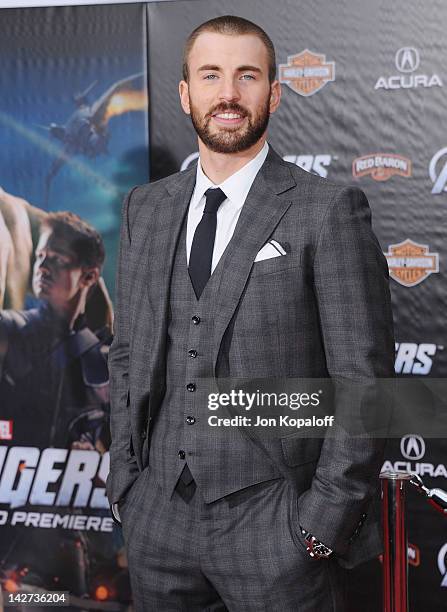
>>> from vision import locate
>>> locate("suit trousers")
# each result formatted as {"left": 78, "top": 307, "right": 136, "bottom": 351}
{"left": 120, "top": 466, "right": 346, "bottom": 612}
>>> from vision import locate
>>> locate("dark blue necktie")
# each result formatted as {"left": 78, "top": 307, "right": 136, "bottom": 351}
{"left": 188, "top": 187, "right": 227, "bottom": 299}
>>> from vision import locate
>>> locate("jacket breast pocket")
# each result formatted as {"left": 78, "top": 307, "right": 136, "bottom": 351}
{"left": 280, "top": 435, "right": 322, "bottom": 467}
{"left": 250, "top": 253, "right": 302, "bottom": 277}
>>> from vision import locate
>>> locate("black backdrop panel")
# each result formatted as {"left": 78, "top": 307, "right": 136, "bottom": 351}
{"left": 148, "top": 1, "right": 447, "bottom": 609}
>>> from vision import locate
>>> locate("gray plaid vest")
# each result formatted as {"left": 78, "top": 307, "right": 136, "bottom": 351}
{"left": 148, "top": 217, "right": 280, "bottom": 502}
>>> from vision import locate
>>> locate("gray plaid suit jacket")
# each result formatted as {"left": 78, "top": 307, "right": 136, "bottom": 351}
{"left": 107, "top": 146, "right": 395, "bottom": 568}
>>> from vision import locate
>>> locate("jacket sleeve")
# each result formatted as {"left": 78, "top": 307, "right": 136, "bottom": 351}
{"left": 106, "top": 187, "right": 141, "bottom": 511}
{"left": 297, "top": 186, "right": 395, "bottom": 555}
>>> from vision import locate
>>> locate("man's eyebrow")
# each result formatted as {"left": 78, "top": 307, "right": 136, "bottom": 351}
{"left": 197, "top": 64, "right": 221, "bottom": 72}
{"left": 45, "top": 246, "right": 75, "bottom": 259}
{"left": 197, "top": 64, "right": 263, "bottom": 73}
{"left": 236, "top": 65, "right": 262, "bottom": 73}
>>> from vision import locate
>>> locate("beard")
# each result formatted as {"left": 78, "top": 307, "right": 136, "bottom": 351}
{"left": 189, "top": 96, "right": 270, "bottom": 154}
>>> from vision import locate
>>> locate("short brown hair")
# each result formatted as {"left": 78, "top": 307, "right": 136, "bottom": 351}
{"left": 41, "top": 211, "right": 105, "bottom": 270}
{"left": 183, "top": 15, "right": 276, "bottom": 83}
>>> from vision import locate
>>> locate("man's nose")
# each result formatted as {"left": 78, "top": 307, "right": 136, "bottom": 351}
{"left": 37, "top": 255, "right": 51, "bottom": 273}
{"left": 217, "top": 78, "right": 241, "bottom": 102}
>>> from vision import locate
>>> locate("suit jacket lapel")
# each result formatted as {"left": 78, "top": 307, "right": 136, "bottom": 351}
{"left": 212, "top": 147, "right": 296, "bottom": 374}
{"left": 144, "top": 167, "right": 196, "bottom": 399}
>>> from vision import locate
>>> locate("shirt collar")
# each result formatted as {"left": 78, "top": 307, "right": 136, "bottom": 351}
{"left": 191, "top": 141, "right": 269, "bottom": 210}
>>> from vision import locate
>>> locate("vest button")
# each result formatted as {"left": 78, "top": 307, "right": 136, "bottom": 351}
{"left": 178, "top": 450, "right": 186, "bottom": 459}
{"left": 191, "top": 315, "right": 201, "bottom": 325}
{"left": 186, "top": 416, "right": 196, "bottom": 425}
{"left": 188, "top": 349, "right": 198, "bottom": 358}
{"left": 186, "top": 383, "right": 196, "bottom": 392}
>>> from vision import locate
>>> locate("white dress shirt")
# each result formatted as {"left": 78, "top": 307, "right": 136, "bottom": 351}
{"left": 186, "top": 141, "right": 269, "bottom": 272}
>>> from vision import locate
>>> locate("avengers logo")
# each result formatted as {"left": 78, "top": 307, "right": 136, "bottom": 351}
{"left": 394, "top": 342, "right": 439, "bottom": 375}
{"left": 429, "top": 147, "right": 447, "bottom": 194}
{"left": 278, "top": 50, "right": 335, "bottom": 96}
{"left": 181, "top": 153, "right": 334, "bottom": 178}
{"left": 181, "top": 152, "right": 199, "bottom": 171}
{"left": 438, "top": 543, "right": 447, "bottom": 586}
{"left": 282, "top": 154, "right": 333, "bottom": 177}
{"left": 0, "top": 446, "right": 109, "bottom": 508}
{"left": 400, "top": 434, "right": 425, "bottom": 460}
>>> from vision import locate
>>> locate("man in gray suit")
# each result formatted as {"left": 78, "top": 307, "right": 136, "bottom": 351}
{"left": 107, "top": 15, "right": 395, "bottom": 611}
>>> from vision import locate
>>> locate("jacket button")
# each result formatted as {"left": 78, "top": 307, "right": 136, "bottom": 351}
{"left": 191, "top": 315, "right": 201, "bottom": 325}
{"left": 178, "top": 450, "right": 186, "bottom": 459}
{"left": 141, "top": 430, "right": 147, "bottom": 440}
{"left": 186, "top": 416, "right": 196, "bottom": 424}
{"left": 188, "top": 349, "right": 198, "bottom": 358}
{"left": 186, "top": 383, "right": 196, "bottom": 392}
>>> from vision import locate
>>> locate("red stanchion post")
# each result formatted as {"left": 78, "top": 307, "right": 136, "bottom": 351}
{"left": 380, "top": 471, "right": 412, "bottom": 612}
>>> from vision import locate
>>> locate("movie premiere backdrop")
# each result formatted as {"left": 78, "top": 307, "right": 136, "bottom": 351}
{"left": 0, "top": 0, "right": 446, "bottom": 610}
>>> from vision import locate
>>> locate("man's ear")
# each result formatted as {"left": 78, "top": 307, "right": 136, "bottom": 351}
{"left": 269, "top": 80, "right": 282, "bottom": 114}
{"left": 80, "top": 267, "right": 100, "bottom": 289}
{"left": 179, "top": 80, "right": 191, "bottom": 115}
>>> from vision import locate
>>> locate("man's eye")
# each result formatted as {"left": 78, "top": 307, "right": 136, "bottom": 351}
{"left": 204, "top": 74, "right": 218, "bottom": 80}
{"left": 58, "top": 257, "right": 72, "bottom": 267}
{"left": 241, "top": 74, "right": 255, "bottom": 80}
{"left": 51, "top": 255, "right": 68, "bottom": 266}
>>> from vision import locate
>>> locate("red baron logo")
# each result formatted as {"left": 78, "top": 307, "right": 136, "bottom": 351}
{"left": 279, "top": 50, "right": 335, "bottom": 97}
{"left": 352, "top": 154, "right": 412, "bottom": 181}
{"left": 384, "top": 240, "right": 439, "bottom": 287}
{"left": 0, "top": 420, "right": 13, "bottom": 440}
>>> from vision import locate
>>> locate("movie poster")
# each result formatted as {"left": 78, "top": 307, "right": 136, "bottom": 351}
{"left": 0, "top": 4, "right": 148, "bottom": 609}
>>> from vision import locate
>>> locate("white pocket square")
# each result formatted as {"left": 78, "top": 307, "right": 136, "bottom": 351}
{"left": 254, "top": 240, "right": 287, "bottom": 262}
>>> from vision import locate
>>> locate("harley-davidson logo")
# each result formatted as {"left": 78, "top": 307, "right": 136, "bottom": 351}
{"left": 353, "top": 154, "right": 412, "bottom": 181}
{"left": 279, "top": 50, "right": 335, "bottom": 96}
{"left": 384, "top": 240, "right": 439, "bottom": 287}
{"left": 0, "top": 420, "right": 13, "bottom": 440}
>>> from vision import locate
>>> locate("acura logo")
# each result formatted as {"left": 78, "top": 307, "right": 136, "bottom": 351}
{"left": 400, "top": 434, "right": 425, "bottom": 460}
{"left": 395, "top": 47, "right": 420, "bottom": 73}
